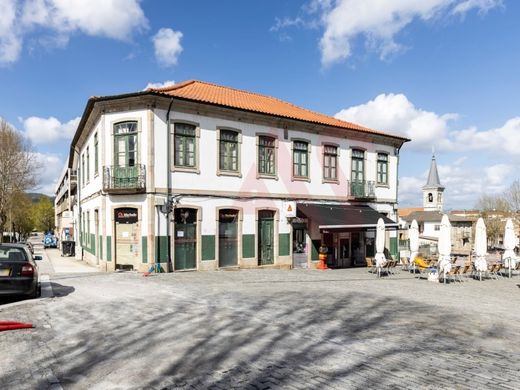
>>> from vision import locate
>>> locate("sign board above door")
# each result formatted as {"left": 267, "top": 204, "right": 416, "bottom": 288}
{"left": 284, "top": 201, "right": 297, "bottom": 218}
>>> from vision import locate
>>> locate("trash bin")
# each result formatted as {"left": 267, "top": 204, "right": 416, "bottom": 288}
{"left": 61, "top": 241, "right": 76, "bottom": 257}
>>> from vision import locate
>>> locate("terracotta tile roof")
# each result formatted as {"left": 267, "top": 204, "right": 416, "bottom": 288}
{"left": 148, "top": 80, "right": 408, "bottom": 141}
{"left": 398, "top": 207, "right": 424, "bottom": 218}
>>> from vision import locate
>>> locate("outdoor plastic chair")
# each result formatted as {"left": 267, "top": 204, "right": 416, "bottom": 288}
{"left": 459, "top": 264, "right": 472, "bottom": 281}
{"left": 446, "top": 265, "right": 461, "bottom": 283}
{"left": 414, "top": 257, "right": 435, "bottom": 279}
{"left": 366, "top": 258, "right": 376, "bottom": 273}
{"left": 385, "top": 260, "right": 398, "bottom": 275}
{"left": 487, "top": 264, "right": 500, "bottom": 280}
{"left": 400, "top": 257, "right": 410, "bottom": 271}
{"left": 515, "top": 262, "right": 520, "bottom": 277}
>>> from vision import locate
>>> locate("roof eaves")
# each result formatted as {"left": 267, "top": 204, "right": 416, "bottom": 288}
{"left": 68, "top": 90, "right": 151, "bottom": 168}
{"left": 151, "top": 91, "right": 411, "bottom": 143}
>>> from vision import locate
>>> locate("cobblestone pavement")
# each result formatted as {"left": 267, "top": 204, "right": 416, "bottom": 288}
{"left": 1, "top": 250, "right": 519, "bottom": 389}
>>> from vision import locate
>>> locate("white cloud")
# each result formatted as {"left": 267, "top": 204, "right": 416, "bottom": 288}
{"left": 0, "top": 0, "right": 148, "bottom": 64}
{"left": 335, "top": 93, "right": 520, "bottom": 158}
{"left": 399, "top": 159, "right": 515, "bottom": 209}
{"left": 0, "top": 0, "right": 21, "bottom": 64}
{"left": 337, "top": 93, "right": 519, "bottom": 208}
{"left": 335, "top": 93, "right": 457, "bottom": 150}
{"left": 450, "top": 118, "right": 520, "bottom": 156}
{"left": 278, "top": 0, "right": 502, "bottom": 65}
{"left": 484, "top": 164, "right": 514, "bottom": 186}
{"left": 144, "top": 80, "right": 176, "bottom": 90}
{"left": 22, "top": 116, "right": 80, "bottom": 145}
{"left": 452, "top": 0, "right": 503, "bottom": 15}
{"left": 153, "top": 28, "right": 183, "bottom": 67}
{"left": 31, "top": 152, "right": 65, "bottom": 195}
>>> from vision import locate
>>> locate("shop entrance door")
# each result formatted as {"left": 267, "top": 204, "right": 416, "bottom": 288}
{"left": 114, "top": 208, "right": 139, "bottom": 270}
{"left": 338, "top": 237, "right": 351, "bottom": 268}
{"left": 174, "top": 208, "right": 197, "bottom": 270}
{"left": 219, "top": 209, "right": 239, "bottom": 267}
{"left": 292, "top": 226, "right": 308, "bottom": 268}
{"left": 258, "top": 210, "right": 274, "bottom": 265}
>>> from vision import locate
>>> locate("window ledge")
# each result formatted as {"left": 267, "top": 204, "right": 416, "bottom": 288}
{"left": 217, "top": 171, "right": 242, "bottom": 178}
{"left": 257, "top": 174, "right": 279, "bottom": 181}
{"left": 322, "top": 179, "right": 339, "bottom": 185}
{"left": 376, "top": 184, "right": 390, "bottom": 188}
{"left": 292, "top": 177, "right": 311, "bottom": 183}
{"left": 172, "top": 167, "right": 200, "bottom": 174}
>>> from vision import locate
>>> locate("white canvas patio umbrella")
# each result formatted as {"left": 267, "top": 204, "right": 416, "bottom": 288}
{"left": 375, "top": 218, "right": 387, "bottom": 278}
{"left": 438, "top": 214, "right": 452, "bottom": 284}
{"left": 474, "top": 217, "right": 488, "bottom": 281}
{"left": 502, "top": 218, "right": 517, "bottom": 278}
{"left": 409, "top": 220, "right": 419, "bottom": 276}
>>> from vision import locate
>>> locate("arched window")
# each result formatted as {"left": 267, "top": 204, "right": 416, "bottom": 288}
{"left": 114, "top": 121, "right": 138, "bottom": 167}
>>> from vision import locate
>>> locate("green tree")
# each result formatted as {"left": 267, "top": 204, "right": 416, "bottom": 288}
{"left": 0, "top": 119, "right": 37, "bottom": 242}
{"left": 33, "top": 196, "right": 55, "bottom": 233}
{"left": 11, "top": 192, "right": 36, "bottom": 241}
{"left": 475, "top": 193, "right": 511, "bottom": 247}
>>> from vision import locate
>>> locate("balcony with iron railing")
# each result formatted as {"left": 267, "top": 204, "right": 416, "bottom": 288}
{"left": 347, "top": 180, "right": 376, "bottom": 199}
{"left": 103, "top": 164, "right": 146, "bottom": 193}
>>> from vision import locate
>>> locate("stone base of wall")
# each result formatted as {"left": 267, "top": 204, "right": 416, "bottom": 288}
{"left": 93, "top": 257, "right": 296, "bottom": 272}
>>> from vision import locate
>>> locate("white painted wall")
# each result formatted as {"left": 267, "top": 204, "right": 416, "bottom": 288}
{"left": 149, "top": 109, "right": 399, "bottom": 202}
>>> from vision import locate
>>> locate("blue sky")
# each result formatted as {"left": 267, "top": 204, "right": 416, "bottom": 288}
{"left": 1, "top": 0, "right": 518, "bottom": 209}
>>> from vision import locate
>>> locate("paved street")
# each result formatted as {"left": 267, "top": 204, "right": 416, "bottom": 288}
{"left": 1, "top": 245, "right": 520, "bottom": 390}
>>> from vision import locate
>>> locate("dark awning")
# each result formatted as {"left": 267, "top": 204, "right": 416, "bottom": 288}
{"left": 297, "top": 203, "right": 398, "bottom": 230}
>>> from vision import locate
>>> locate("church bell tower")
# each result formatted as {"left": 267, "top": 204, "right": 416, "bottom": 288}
{"left": 422, "top": 153, "right": 445, "bottom": 212}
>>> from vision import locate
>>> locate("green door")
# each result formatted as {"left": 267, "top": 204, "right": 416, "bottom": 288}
{"left": 351, "top": 150, "right": 364, "bottom": 196}
{"left": 219, "top": 209, "right": 239, "bottom": 267}
{"left": 258, "top": 210, "right": 274, "bottom": 265}
{"left": 174, "top": 209, "right": 197, "bottom": 270}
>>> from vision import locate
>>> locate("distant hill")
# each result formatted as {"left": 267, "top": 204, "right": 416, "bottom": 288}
{"left": 27, "top": 193, "right": 55, "bottom": 203}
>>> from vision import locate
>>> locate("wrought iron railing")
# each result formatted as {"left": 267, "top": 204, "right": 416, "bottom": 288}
{"left": 103, "top": 164, "right": 146, "bottom": 193}
{"left": 348, "top": 180, "right": 376, "bottom": 198}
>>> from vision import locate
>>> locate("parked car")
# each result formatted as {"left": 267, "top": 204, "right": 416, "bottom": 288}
{"left": 0, "top": 244, "right": 41, "bottom": 299}
{"left": 43, "top": 234, "right": 57, "bottom": 249}
{"left": 20, "top": 241, "right": 34, "bottom": 254}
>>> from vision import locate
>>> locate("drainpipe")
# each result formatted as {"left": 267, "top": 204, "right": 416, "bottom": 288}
{"left": 394, "top": 144, "right": 404, "bottom": 257}
{"left": 395, "top": 144, "right": 404, "bottom": 218}
{"left": 73, "top": 145, "right": 82, "bottom": 260}
{"left": 164, "top": 98, "right": 174, "bottom": 270}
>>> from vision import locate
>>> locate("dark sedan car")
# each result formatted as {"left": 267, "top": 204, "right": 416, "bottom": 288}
{"left": 0, "top": 244, "right": 41, "bottom": 299}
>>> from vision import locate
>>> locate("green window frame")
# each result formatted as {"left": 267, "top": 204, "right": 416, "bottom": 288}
{"left": 258, "top": 136, "right": 276, "bottom": 175}
{"left": 351, "top": 149, "right": 364, "bottom": 182}
{"left": 219, "top": 130, "right": 239, "bottom": 172}
{"left": 86, "top": 146, "right": 90, "bottom": 183}
{"left": 81, "top": 154, "right": 85, "bottom": 187}
{"left": 377, "top": 153, "right": 388, "bottom": 185}
{"left": 174, "top": 123, "right": 196, "bottom": 167}
{"left": 81, "top": 212, "right": 85, "bottom": 244}
{"left": 114, "top": 121, "right": 138, "bottom": 168}
{"left": 94, "top": 133, "right": 99, "bottom": 175}
{"left": 323, "top": 145, "right": 338, "bottom": 180}
{"left": 293, "top": 141, "right": 309, "bottom": 178}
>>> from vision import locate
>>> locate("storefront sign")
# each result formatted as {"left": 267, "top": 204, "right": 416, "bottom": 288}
{"left": 115, "top": 208, "right": 138, "bottom": 224}
{"left": 284, "top": 201, "right": 297, "bottom": 218}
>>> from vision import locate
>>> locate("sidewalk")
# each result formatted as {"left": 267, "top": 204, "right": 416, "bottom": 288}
{"left": 43, "top": 248, "right": 100, "bottom": 275}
